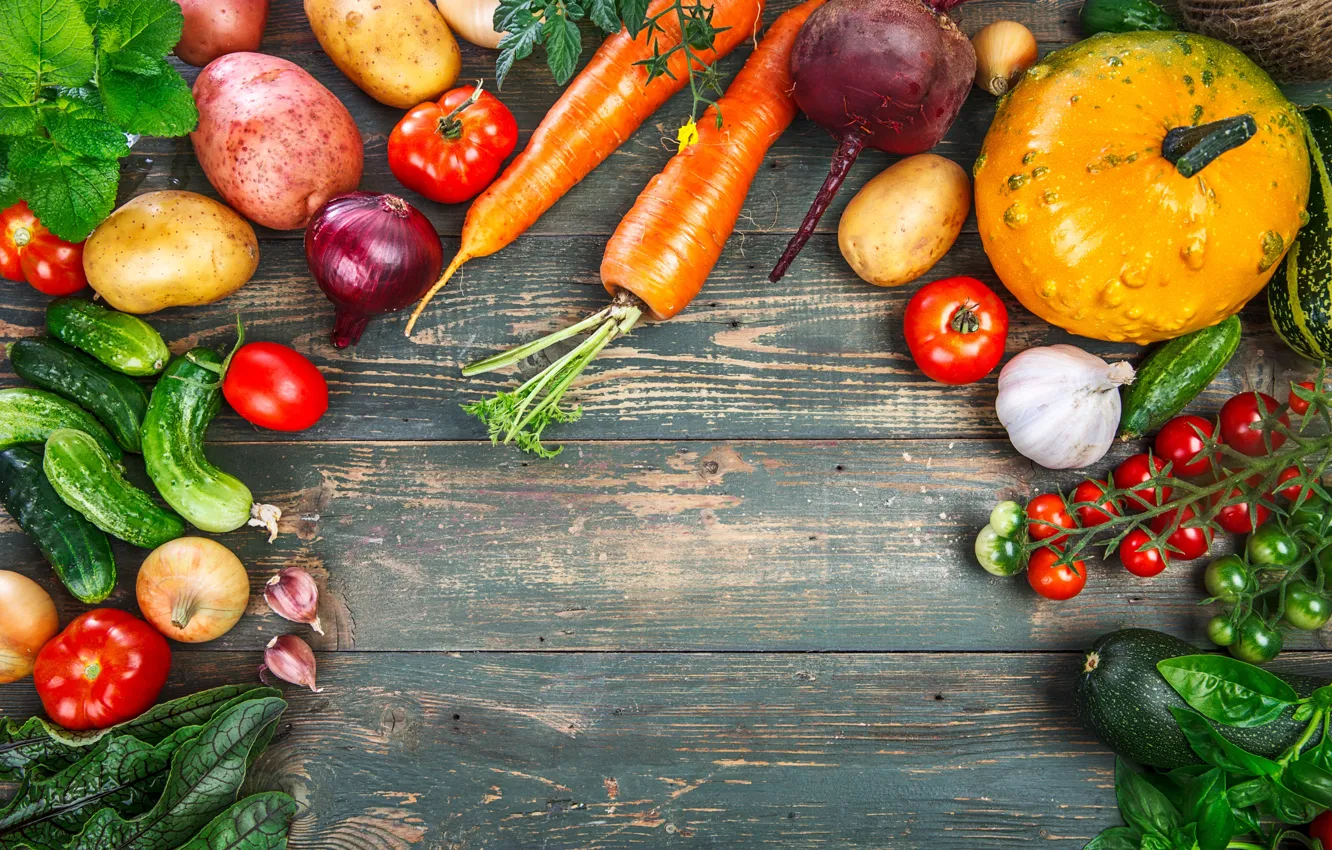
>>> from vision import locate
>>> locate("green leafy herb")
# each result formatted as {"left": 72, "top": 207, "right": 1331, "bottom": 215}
{"left": 1115, "top": 758, "right": 1182, "bottom": 837}
{"left": 0, "top": 0, "right": 198, "bottom": 241}
{"left": 1169, "top": 708, "right": 1282, "bottom": 778}
{"left": 1157, "top": 655, "right": 1299, "bottom": 728}
{"left": 173, "top": 792, "right": 297, "bottom": 850}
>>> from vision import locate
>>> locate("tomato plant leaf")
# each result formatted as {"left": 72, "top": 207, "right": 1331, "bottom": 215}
{"left": 1115, "top": 757, "right": 1181, "bottom": 837}
{"left": 541, "top": 10, "right": 582, "bottom": 86}
{"left": 0, "top": 0, "right": 95, "bottom": 89}
{"left": 173, "top": 793, "right": 297, "bottom": 850}
{"left": 588, "top": 0, "right": 619, "bottom": 33}
{"left": 1157, "top": 655, "right": 1299, "bottom": 727}
{"left": 617, "top": 0, "right": 649, "bottom": 37}
{"left": 99, "top": 60, "right": 197, "bottom": 136}
{"left": 1169, "top": 708, "right": 1283, "bottom": 778}
{"left": 493, "top": 0, "right": 541, "bottom": 89}
{"left": 1084, "top": 826, "right": 1141, "bottom": 850}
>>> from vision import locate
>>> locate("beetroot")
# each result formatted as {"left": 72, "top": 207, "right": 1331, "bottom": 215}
{"left": 769, "top": 0, "right": 977, "bottom": 282}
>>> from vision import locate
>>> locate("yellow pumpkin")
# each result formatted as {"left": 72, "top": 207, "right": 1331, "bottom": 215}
{"left": 974, "top": 32, "right": 1310, "bottom": 344}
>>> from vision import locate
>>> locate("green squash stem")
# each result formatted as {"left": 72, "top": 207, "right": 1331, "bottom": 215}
{"left": 1162, "top": 114, "right": 1258, "bottom": 178}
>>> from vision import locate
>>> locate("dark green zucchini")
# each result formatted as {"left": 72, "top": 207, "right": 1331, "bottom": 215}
{"left": 0, "top": 446, "right": 115, "bottom": 603}
{"left": 1079, "top": 0, "right": 1176, "bottom": 34}
{"left": 0, "top": 387, "right": 122, "bottom": 461}
{"left": 1270, "top": 105, "right": 1332, "bottom": 361}
{"left": 1073, "top": 629, "right": 1326, "bottom": 770}
{"left": 46, "top": 298, "right": 170, "bottom": 377}
{"left": 1119, "top": 316, "right": 1242, "bottom": 439}
{"left": 9, "top": 338, "right": 149, "bottom": 453}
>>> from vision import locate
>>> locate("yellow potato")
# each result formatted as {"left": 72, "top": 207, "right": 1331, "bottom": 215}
{"left": 306, "top": 0, "right": 461, "bottom": 109}
{"left": 84, "top": 191, "right": 259, "bottom": 315}
{"left": 838, "top": 154, "right": 971, "bottom": 288}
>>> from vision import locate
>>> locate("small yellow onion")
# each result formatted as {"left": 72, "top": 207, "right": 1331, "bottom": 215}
{"left": 437, "top": 0, "right": 504, "bottom": 49}
{"left": 971, "top": 21, "right": 1038, "bottom": 96}
{"left": 137, "top": 538, "right": 251, "bottom": 643}
{"left": 0, "top": 571, "right": 58, "bottom": 683}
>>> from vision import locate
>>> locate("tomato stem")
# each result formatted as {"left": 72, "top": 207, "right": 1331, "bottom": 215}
{"left": 438, "top": 80, "right": 485, "bottom": 141}
{"left": 12, "top": 226, "right": 30, "bottom": 248}
{"left": 949, "top": 301, "right": 980, "bottom": 334}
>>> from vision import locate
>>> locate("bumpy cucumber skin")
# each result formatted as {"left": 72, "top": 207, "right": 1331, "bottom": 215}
{"left": 46, "top": 298, "right": 170, "bottom": 377}
{"left": 0, "top": 446, "right": 115, "bottom": 603}
{"left": 1078, "top": 0, "right": 1176, "bottom": 34}
{"left": 44, "top": 428, "right": 185, "bottom": 549}
{"left": 143, "top": 349, "right": 253, "bottom": 533}
{"left": 0, "top": 387, "right": 123, "bottom": 461}
{"left": 10, "top": 338, "right": 149, "bottom": 453}
{"left": 1119, "top": 316, "right": 1242, "bottom": 439}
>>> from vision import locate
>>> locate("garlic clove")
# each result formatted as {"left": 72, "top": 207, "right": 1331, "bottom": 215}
{"left": 260, "top": 635, "right": 322, "bottom": 693}
{"left": 265, "top": 567, "right": 323, "bottom": 634}
{"left": 972, "top": 21, "right": 1039, "bottom": 96}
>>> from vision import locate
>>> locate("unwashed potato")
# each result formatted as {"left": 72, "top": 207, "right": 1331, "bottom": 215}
{"left": 174, "top": 0, "right": 269, "bottom": 66}
{"left": 192, "top": 53, "right": 364, "bottom": 230}
{"left": 84, "top": 191, "right": 259, "bottom": 315}
{"left": 305, "top": 0, "right": 461, "bottom": 109}
{"left": 838, "top": 154, "right": 971, "bottom": 287}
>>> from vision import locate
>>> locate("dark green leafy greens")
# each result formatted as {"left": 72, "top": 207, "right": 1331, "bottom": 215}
{"left": 173, "top": 793, "right": 296, "bottom": 850}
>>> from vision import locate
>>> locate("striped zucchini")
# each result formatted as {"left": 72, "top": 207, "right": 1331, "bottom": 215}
{"left": 1270, "top": 105, "right": 1332, "bottom": 360}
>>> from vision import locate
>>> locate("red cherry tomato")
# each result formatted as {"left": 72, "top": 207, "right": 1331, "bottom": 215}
{"left": 1072, "top": 479, "right": 1118, "bottom": 527}
{"left": 1113, "top": 453, "right": 1172, "bottom": 510}
{"left": 1289, "top": 381, "right": 1316, "bottom": 416}
{"left": 0, "top": 201, "right": 86, "bottom": 295}
{"left": 1276, "top": 466, "right": 1312, "bottom": 502}
{"left": 1310, "top": 810, "right": 1332, "bottom": 846}
{"left": 1119, "top": 528, "right": 1168, "bottom": 577}
{"left": 902, "top": 276, "right": 1008, "bottom": 385}
{"left": 1219, "top": 391, "right": 1288, "bottom": 456}
{"left": 1154, "top": 415, "right": 1215, "bottom": 478}
{"left": 33, "top": 609, "right": 170, "bottom": 731}
{"left": 222, "top": 342, "right": 329, "bottom": 432}
{"left": 1027, "top": 547, "right": 1086, "bottom": 600}
{"left": 1026, "top": 493, "right": 1073, "bottom": 544}
{"left": 1211, "top": 487, "right": 1272, "bottom": 534}
{"left": 387, "top": 85, "right": 519, "bottom": 205}
{"left": 1149, "top": 505, "right": 1212, "bottom": 561}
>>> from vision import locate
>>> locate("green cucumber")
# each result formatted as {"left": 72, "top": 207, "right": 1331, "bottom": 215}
{"left": 1073, "top": 629, "right": 1326, "bottom": 770}
{"left": 1078, "top": 0, "right": 1176, "bottom": 34}
{"left": 0, "top": 446, "right": 115, "bottom": 603}
{"left": 143, "top": 349, "right": 253, "bottom": 533}
{"left": 0, "top": 387, "right": 123, "bottom": 461}
{"left": 1270, "top": 105, "right": 1332, "bottom": 361}
{"left": 1119, "top": 316, "right": 1242, "bottom": 439}
{"left": 44, "top": 428, "right": 185, "bottom": 549}
{"left": 9, "top": 338, "right": 149, "bottom": 453}
{"left": 46, "top": 298, "right": 170, "bottom": 377}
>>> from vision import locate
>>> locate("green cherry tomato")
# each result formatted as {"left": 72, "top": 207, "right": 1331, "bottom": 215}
{"left": 1284, "top": 581, "right": 1332, "bottom": 631}
{"left": 1288, "top": 497, "right": 1328, "bottom": 534}
{"left": 1204, "top": 555, "right": 1251, "bottom": 602}
{"left": 1246, "top": 523, "right": 1301, "bottom": 568}
{"left": 989, "top": 501, "right": 1023, "bottom": 539}
{"left": 1206, "top": 615, "right": 1237, "bottom": 647}
{"left": 1229, "top": 616, "right": 1283, "bottom": 665}
{"left": 975, "top": 524, "right": 1023, "bottom": 576}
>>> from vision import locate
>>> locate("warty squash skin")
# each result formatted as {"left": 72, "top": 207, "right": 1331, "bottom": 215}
{"left": 975, "top": 31, "right": 1309, "bottom": 344}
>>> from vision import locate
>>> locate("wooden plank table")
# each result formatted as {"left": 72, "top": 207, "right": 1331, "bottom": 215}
{"left": 3, "top": 0, "right": 1332, "bottom": 846}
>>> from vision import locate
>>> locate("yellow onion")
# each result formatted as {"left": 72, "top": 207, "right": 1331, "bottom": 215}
{"left": 0, "top": 571, "right": 58, "bottom": 683}
{"left": 971, "top": 21, "right": 1038, "bottom": 96}
{"left": 137, "top": 538, "right": 251, "bottom": 643}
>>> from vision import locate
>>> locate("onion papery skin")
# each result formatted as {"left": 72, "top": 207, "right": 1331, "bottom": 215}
{"left": 305, "top": 192, "right": 444, "bottom": 347}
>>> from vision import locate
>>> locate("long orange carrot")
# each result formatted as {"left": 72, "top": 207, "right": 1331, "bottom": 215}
{"left": 404, "top": 0, "right": 766, "bottom": 334}
{"left": 462, "top": 0, "right": 826, "bottom": 457}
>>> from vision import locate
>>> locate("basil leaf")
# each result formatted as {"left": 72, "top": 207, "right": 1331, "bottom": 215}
{"left": 0, "top": 0, "right": 95, "bottom": 89}
{"left": 1226, "top": 778, "right": 1271, "bottom": 809}
{"left": 1229, "top": 804, "right": 1263, "bottom": 837}
{"left": 1169, "top": 708, "right": 1282, "bottom": 778}
{"left": 174, "top": 793, "right": 296, "bottom": 850}
{"left": 1167, "top": 822, "right": 1199, "bottom": 850}
{"left": 1139, "top": 832, "right": 1173, "bottom": 850}
{"left": 1266, "top": 778, "right": 1322, "bottom": 825}
{"left": 1116, "top": 757, "right": 1182, "bottom": 837}
{"left": 99, "top": 60, "right": 197, "bottom": 136}
{"left": 1085, "top": 826, "right": 1141, "bottom": 850}
{"left": 1182, "top": 769, "right": 1233, "bottom": 850}
{"left": 1157, "top": 655, "right": 1299, "bottom": 727}
{"left": 95, "top": 0, "right": 182, "bottom": 60}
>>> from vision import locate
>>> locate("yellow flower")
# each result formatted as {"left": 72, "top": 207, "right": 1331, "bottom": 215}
{"left": 675, "top": 118, "right": 699, "bottom": 152}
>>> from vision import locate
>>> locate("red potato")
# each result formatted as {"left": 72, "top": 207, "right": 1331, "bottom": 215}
{"left": 173, "top": 0, "right": 269, "bottom": 66}
{"left": 191, "top": 53, "right": 364, "bottom": 230}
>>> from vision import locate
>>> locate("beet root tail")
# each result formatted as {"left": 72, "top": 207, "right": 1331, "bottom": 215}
{"left": 769, "top": 132, "right": 866, "bottom": 282}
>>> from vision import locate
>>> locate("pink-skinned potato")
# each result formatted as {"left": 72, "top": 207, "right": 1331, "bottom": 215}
{"left": 173, "top": 0, "right": 269, "bottom": 66}
{"left": 191, "top": 53, "right": 364, "bottom": 230}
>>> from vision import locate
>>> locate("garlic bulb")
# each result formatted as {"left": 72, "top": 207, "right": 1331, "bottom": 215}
{"left": 995, "top": 345, "right": 1134, "bottom": 469}
{"left": 438, "top": 0, "right": 504, "bottom": 49}
{"left": 971, "top": 21, "right": 1039, "bottom": 96}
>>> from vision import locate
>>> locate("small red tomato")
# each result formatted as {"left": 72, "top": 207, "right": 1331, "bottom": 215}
{"left": 1027, "top": 547, "right": 1086, "bottom": 600}
{"left": 1154, "top": 415, "right": 1215, "bottom": 478}
{"left": 903, "top": 276, "right": 1008, "bottom": 385}
{"left": 33, "top": 609, "right": 170, "bottom": 731}
{"left": 1310, "top": 810, "right": 1332, "bottom": 846}
{"left": 1113, "top": 453, "right": 1172, "bottom": 510}
{"left": 1211, "top": 487, "right": 1272, "bottom": 535}
{"left": 1150, "top": 506, "right": 1212, "bottom": 561}
{"left": 1026, "top": 493, "right": 1074, "bottom": 544}
{"left": 222, "top": 342, "right": 329, "bottom": 432}
{"left": 0, "top": 201, "right": 87, "bottom": 296}
{"left": 1276, "top": 466, "right": 1312, "bottom": 502}
{"left": 1289, "top": 381, "right": 1316, "bottom": 416}
{"left": 1072, "top": 479, "right": 1118, "bottom": 527}
{"left": 1119, "top": 529, "right": 1168, "bottom": 577}
{"left": 387, "top": 85, "right": 519, "bottom": 205}
{"left": 1219, "top": 391, "right": 1288, "bottom": 456}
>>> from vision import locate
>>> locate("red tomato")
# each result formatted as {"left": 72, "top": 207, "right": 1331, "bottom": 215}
{"left": 222, "top": 342, "right": 329, "bottom": 432}
{"left": 1149, "top": 506, "right": 1212, "bottom": 561}
{"left": 1119, "top": 529, "right": 1168, "bottom": 577}
{"left": 1219, "top": 391, "right": 1288, "bottom": 456}
{"left": 1211, "top": 487, "right": 1272, "bottom": 534}
{"left": 1310, "top": 810, "right": 1332, "bottom": 846}
{"left": 902, "top": 276, "right": 1008, "bottom": 385}
{"left": 1113, "top": 453, "right": 1172, "bottom": 510}
{"left": 1154, "top": 415, "right": 1215, "bottom": 478}
{"left": 1276, "top": 466, "right": 1312, "bottom": 502}
{"left": 387, "top": 85, "right": 519, "bottom": 205}
{"left": 1072, "top": 479, "right": 1118, "bottom": 527}
{"left": 1289, "top": 381, "right": 1316, "bottom": 416}
{"left": 1027, "top": 547, "right": 1086, "bottom": 600}
{"left": 0, "top": 201, "right": 86, "bottom": 295}
{"left": 1026, "top": 492, "right": 1073, "bottom": 544}
{"left": 33, "top": 609, "right": 170, "bottom": 731}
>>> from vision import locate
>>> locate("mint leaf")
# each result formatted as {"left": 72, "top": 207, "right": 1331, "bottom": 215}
{"left": 103, "top": 47, "right": 159, "bottom": 74}
{"left": 97, "top": 0, "right": 182, "bottom": 60}
{"left": 9, "top": 134, "right": 118, "bottom": 241}
{"left": 588, "top": 0, "right": 619, "bottom": 33}
{"left": 0, "top": 0, "right": 95, "bottom": 88}
{"left": 46, "top": 109, "right": 130, "bottom": 159}
{"left": 0, "top": 75, "right": 39, "bottom": 135}
{"left": 0, "top": 140, "right": 19, "bottom": 208}
{"left": 541, "top": 11, "right": 581, "bottom": 85}
{"left": 100, "top": 60, "right": 197, "bottom": 135}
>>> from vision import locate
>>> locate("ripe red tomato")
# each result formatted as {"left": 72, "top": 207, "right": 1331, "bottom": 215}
{"left": 1027, "top": 547, "right": 1086, "bottom": 600}
{"left": 1113, "top": 453, "right": 1172, "bottom": 510}
{"left": 902, "top": 276, "right": 1008, "bottom": 385}
{"left": 0, "top": 201, "right": 87, "bottom": 295}
{"left": 1072, "top": 479, "right": 1118, "bottom": 527}
{"left": 1276, "top": 466, "right": 1311, "bottom": 502}
{"left": 223, "top": 342, "right": 329, "bottom": 432}
{"left": 1211, "top": 487, "right": 1272, "bottom": 534}
{"left": 1219, "top": 391, "right": 1288, "bottom": 456}
{"left": 1119, "top": 529, "right": 1168, "bottom": 577}
{"left": 1310, "top": 809, "right": 1332, "bottom": 846}
{"left": 1289, "top": 381, "right": 1316, "bottom": 416}
{"left": 1026, "top": 492, "right": 1073, "bottom": 544}
{"left": 1149, "top": 505, "right": 1212, "bottom": 561}
{"left": 1154, "top": 415, "right": 1215, "bottom": 478}
{"left": 387, "top": 85, "right": 519, "bottom": 205}
{"left": 33, "top": 609, "right": 170, "bottom": 731}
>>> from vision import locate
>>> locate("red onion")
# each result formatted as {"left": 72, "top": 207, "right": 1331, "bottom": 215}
{"left": 305, "top": 192, "right": 443, "bottom": 347}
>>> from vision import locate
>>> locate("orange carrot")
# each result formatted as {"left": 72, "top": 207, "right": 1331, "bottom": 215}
{"left": 462, "top": 0, "right": 825, "bottom": 457}
{"left": 405, "top": 0, "right": 766, "bottom": 334}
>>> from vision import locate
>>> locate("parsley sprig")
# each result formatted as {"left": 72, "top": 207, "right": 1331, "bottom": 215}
{"left": 0, "top": 0, "right": 198, "bottom": 242}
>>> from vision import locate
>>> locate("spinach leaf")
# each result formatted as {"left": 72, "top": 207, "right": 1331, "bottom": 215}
{"left": 1116, "top": 758, "right": 1182, "bottom": 837}
{"left": 1169, "top": 708, "right": 1282, "bottom": 778}
{"left": 174, "top": 793, "right": 297, "bottom": 850}
{"left": 1157, "top": 656, "right": 1299, "bottom": 727}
